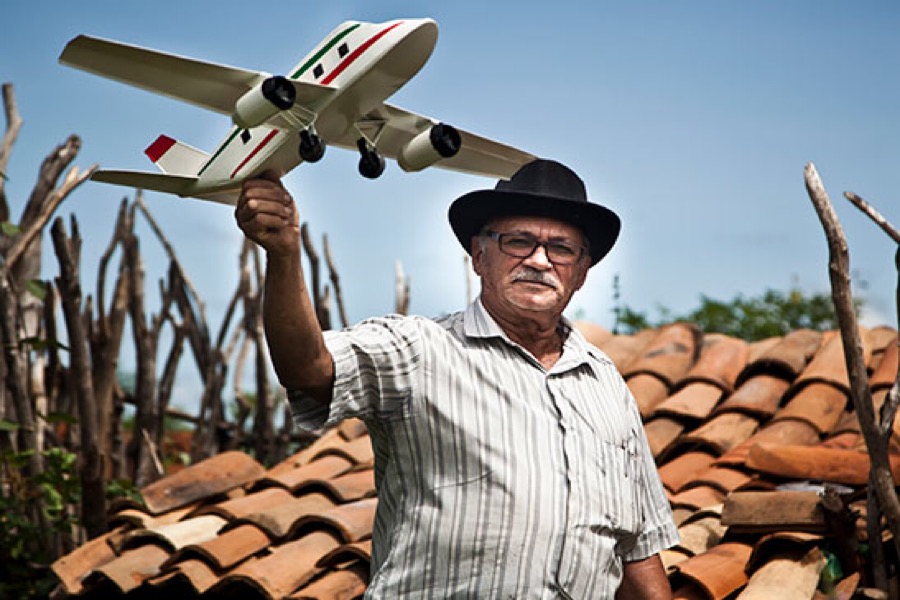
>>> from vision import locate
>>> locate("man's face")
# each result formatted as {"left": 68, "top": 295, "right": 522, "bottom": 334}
{"left": 472, "top": 215, "right": 590, "bottom": 319}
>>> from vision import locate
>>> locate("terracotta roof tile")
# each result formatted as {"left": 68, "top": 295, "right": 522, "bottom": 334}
{"left": 295, "top": 468, "right": 376, "bottom": 503}
{"left": 231, "top": 492, "right": 336, "bottom": 539}
{"left": 668, "top": 485, "right": 727, "bottom": 512}
{"left": 716, "top": 419, "right": 821, "bottom": 467}
{"left": 146, "top": 556, "right": 220, "bottom": 595}
{"left": 257, "top": 454, "right": 355, "bottom": 491}
{"left": 870, "top": 338, "right": 898, "bottom": 392}
{"left": 643, "top": 415, "right": 686, "bottom": 459}
{"left": 209, "top": 530, "right": 342, "bottom": 598}
{"left": 50, "top": 527, "right": 122, "bottom": 596}
{"left": 670, "top": 509, "right": 727, "bottom": 558}
{"left": 85, "top": 543, "right": 171, "bottom": 594}
{"left": 676, "top": 334, "right": 749, "bottom": 393}
{"left": 771, "top": 382, "right": 848, "bottom": 435}
{"left": 739, "top": 546, "right": 826, "bottom": 600}
{"left": 194, "top": 487, "right": 297, "bottom": 520}
{"left": 572, "top": 320, "right": 612, "bottom": 348}
{"left": 790, "top": 328, "right": 872, "bottom": 397}
{"left": 658, "top": 451, "right": 717, "bottom": 493}
{"left": 715, "top": 374, "right": 791, "bottom": 419}
{"left": 671, "top": 541, "right": 754, "bottom": 599}
{"left": 745, "top": 443, "right": 900, "bottom": 486}
{"left": 288, "top": 497, "right": 376, "bottom": 543}
{"left": 623, "top": 323, "right": 702, "bottom": 388}
{"left": 737, "top": 329, "right": 822, "bottom": 385}
{"left": 117, "top": 514, "right": 227, "bottom": 552}
{"left": 164, "top": 522, "right": 271, "bottom": 571}
{"left": 317, "top": 539, "right": 373, "bottom": 569}
{"left": 722, "top": 491, "right": 826, "bottom": 533}
{"left": 594, "top": 328, "right": 657, "bottom": 371}
{"left": 286, "top": 563, "right": 369, "bottom": 600}
{"left": 140, "top": 450, "right": 265, "bottom": 514}
{"left": 653, "top": 381, "right": 726, "bottom": 421}
{"left": 628, "top": 373, "right": 672, "bottom": 417}
{"left": 679, "top": 412, "right": 761, "bottom": 456}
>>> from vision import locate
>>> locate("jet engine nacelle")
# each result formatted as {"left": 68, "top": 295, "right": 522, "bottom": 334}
{"left": 398, "top": 123, "right": 461, "bottom": 172}
{"left": 232, "top": 76, "right": 296, "bottom": 130}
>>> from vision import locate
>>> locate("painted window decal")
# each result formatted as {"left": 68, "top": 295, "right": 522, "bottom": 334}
{"left": 313, "top": 64, "right": 324, "bottom": 79}
{"left": 241, "top": 130, "right": 251, "bottom": 143}
{"left": 338, "top": 43, "right": 349, "bottom": 58}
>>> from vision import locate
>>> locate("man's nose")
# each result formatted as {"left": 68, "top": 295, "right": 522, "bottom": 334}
{"left": 523, "top": 244, "right": 553, "bottom": 268}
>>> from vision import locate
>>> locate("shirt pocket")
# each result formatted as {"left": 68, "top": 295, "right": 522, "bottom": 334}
{"left": 589, "top": 437, "right": 642, "bottom": 542}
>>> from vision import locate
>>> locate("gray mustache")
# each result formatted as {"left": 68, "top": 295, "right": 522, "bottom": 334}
{"left": 512, "top": 269, "right": 560, "bottom": 289}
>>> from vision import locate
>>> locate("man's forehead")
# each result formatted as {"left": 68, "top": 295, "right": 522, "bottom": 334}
{"left": 488, "top": 215, "right": 585, "bottom": 239}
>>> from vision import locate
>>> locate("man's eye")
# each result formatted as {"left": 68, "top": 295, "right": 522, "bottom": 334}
{"left": 548, "top": 243, "right": 577, "bottom": 257}
{"left": 505, "top": 237, "right": 535, "bottom": 249}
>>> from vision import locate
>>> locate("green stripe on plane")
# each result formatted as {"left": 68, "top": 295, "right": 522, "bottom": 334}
{"left": 291, "top": 23, "right": 361, "bottom": 79}
{"left": 197, "top": 23, "right": 361, "bottom": 178}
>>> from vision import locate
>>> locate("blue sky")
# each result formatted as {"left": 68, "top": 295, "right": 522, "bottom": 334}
{"left": 4, "top": 0, "right": 900, "bottom": 338}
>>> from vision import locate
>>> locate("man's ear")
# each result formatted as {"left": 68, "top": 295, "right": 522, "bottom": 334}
{"left": 470, "top": 238, "right": 485, "bottom": 276}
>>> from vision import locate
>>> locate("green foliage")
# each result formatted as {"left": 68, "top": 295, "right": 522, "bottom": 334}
{"left": 1, "top": 220, "right": 20, "bottom": 235}
{"left": 615, "top": 286, "right": 856, "bottom": 341}
{"left": 0, "top": 445, "right": 81, "bottom": 599}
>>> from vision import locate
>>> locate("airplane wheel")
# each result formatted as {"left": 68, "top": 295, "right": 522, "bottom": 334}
{"left": 357, "top": 138, "right": 385, "bottom": 179}
{"left": 299, "top": 130, "right": 325, "bottom": 163}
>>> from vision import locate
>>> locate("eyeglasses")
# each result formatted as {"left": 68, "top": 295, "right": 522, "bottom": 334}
{"left": 483, "top": 230, "right": 587, "bottom": 265}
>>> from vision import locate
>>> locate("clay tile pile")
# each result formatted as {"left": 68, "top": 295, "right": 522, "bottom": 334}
{"left": 50, "top": 324, "right": 899, "bottom": 599}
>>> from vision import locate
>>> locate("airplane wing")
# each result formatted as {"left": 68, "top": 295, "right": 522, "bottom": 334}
{"left": 330, "top": 103, "right": 536, "bottom": 180}
{"left": 91, "top": 170, "right": 241, "bottom": 205}
{"left": 59, "top": 35, "right": 335, "bottom": 118}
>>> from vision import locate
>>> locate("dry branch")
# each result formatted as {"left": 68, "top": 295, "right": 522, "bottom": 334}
{"left": 50, "top": 216, "right": 107, "bottom": 538}
{"left": 136, "top": 193, "right": 207, "bottom": 326}
{"left": 5, "top": 160, "right": 96, "bottom": 273}
{"left": 323, "top": 233, "right": 348, "bottom": 328}
{"left": 844, "top": 191, "right": 900, "bottom": 245}
{"left": 804, "top": 162, "right": 900, "bottom": 564}
{"left": 0, "top": 83, "right": 24, "bottom": 217}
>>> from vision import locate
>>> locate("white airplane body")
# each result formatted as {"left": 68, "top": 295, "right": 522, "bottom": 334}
{"left": 59, "top": 19, "right": 536, "bottom": 205}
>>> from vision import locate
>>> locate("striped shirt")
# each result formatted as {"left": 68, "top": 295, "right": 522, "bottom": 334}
{"left": 290, "top": 299, "right": 678, "bottom": 599}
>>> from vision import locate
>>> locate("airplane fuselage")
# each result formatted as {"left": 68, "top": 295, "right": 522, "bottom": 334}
{"left": 194, "top": 19, "right": 438, "bottom": 188}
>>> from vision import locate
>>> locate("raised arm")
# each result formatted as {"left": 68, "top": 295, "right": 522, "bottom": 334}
{"left": 234, "top": 172, "right": 334, "bottom": 404}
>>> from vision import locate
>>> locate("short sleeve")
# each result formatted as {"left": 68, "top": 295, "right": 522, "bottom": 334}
{"left": 288, "top": 315, "right": 423, "bottom": 434}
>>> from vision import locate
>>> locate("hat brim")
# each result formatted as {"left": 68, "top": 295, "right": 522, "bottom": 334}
{"left": 449, "top": 189, "right": 621, "bottom": 266}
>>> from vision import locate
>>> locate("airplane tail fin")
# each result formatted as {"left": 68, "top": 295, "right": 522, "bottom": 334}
{"left": 145, "top": 134, "right": 210, "bottom": 177}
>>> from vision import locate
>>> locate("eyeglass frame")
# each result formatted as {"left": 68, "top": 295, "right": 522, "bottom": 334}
{"left": 481, "top": 229, "right": 589, "bottom": 265}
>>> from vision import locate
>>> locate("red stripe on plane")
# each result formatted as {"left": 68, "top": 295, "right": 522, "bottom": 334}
{"left": 231, "top": 129, "right": 279, "bottom": 178}
{"left": 322, "top": 21, "right": 404, "bottom": 85}
{"left": 145, "top": 135, "right": 176, "bottom": 163}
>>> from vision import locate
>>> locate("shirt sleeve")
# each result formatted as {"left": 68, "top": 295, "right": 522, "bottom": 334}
{"left": 288, "top": 314, "right": 423, "bottom": 434}
{"left": 623, "top": 390, "right": 680, "bottom": 561}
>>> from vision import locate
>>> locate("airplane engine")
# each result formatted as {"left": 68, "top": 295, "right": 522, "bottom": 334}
{"left": 232, "top": 76, "right": 296, "bottom": 129}
{"left": 397, "top": 123, "right": 461, "bottom": 172}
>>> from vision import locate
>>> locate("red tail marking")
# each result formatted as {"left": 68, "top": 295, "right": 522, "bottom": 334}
{"left": 145, "top": 135, "right": 177, "bottom": 163}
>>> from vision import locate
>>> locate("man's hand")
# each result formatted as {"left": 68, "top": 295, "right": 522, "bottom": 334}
{"left": 234, "top": 171, "right": 300, "bottom": 257}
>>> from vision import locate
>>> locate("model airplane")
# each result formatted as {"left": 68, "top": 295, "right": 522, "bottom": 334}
{"left": 59, "top": 18, "right": 536, "bottom": 205}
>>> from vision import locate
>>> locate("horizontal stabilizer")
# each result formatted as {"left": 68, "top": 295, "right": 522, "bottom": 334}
{"left": 91, "top": 170, "right": 241, "bottom": 206}
{"left": 145, "top": 135, "right": 210, "bottom": 177}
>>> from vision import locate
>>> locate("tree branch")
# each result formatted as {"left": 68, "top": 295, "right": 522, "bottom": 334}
{"left": 844, "top": 191, "right": 900, "bottom": 244}
{"left": 804, "top": 162, "right": 900, "bottom": 565}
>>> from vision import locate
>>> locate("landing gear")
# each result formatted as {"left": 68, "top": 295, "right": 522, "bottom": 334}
{"left": 357, "top": 138, "right": 385, "bottom": 179}
{"left": 299, "top": 129, "right": 325, "bottom": 163}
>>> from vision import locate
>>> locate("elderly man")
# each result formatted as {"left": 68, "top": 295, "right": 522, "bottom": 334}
{"left": 235, "top": 159, "right": 678, "bottom": 599}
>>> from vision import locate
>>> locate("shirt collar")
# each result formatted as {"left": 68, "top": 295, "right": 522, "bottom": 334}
{"left": 462, "top": 297, "right": 600, "bottom": 371}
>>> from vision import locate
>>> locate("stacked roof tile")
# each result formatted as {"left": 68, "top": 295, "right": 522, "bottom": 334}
{"left": 50, "top": 323, "right": 899, "bottom": 599}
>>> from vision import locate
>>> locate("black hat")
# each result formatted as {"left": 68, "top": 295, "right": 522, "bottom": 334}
{"left": 448, "top": 159, "right": 621, "bottom": 266}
